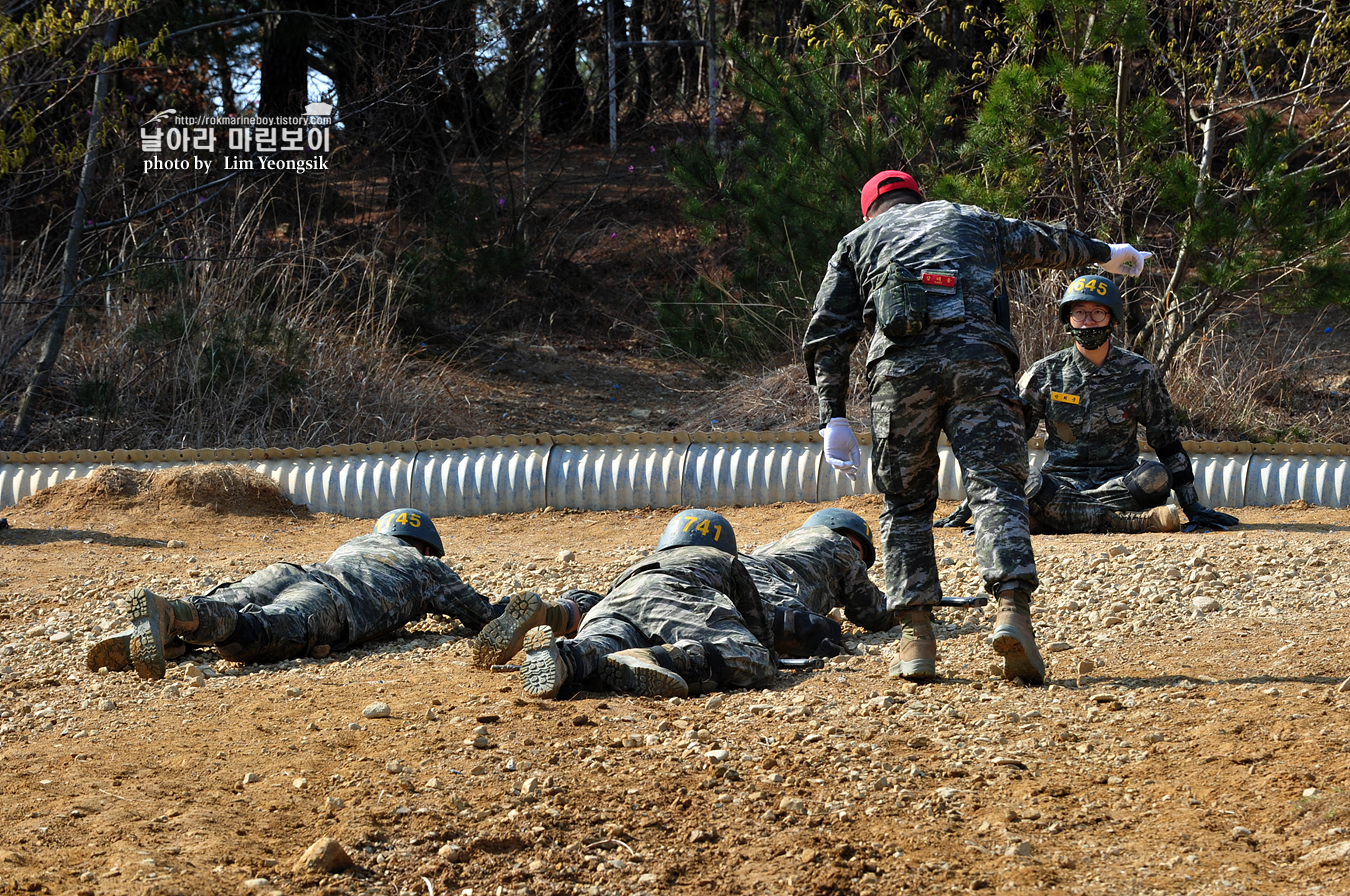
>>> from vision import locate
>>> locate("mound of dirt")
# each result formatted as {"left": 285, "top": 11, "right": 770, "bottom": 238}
{"left": 16, "top": 463, "right": 301, "bottom": 519}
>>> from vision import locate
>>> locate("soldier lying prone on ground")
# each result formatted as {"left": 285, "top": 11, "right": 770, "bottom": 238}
{"left": 87, "top": 508, "right": 501, "bottom": 679}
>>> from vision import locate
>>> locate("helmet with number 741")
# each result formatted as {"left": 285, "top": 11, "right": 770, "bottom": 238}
{"left": 655, "top": 509, "right": 737, "bottom": 555}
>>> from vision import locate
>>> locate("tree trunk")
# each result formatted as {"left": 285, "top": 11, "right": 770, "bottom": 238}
{"left": 11, "top": 19, "right": 120, "bottom": 445}
{"left": 541, "top": 0, "right": 589, "bottom": 136}
{"left": 446, "top": 0, "right": 501, "bottom": 152}
{"left": 216, "top": 51, "right": 238, "bottom": 115}
{"left": 497, "top": 4, "right": 545, "bottom": 120}
{"left": 259, "top": 3, "right": 310, "bottom": 116}
{"left": 622, "top": 0, "right": 652, "bottom": 130}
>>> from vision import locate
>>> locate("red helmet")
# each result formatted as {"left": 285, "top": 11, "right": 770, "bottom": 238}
{"left": 861, "top": 170, "right": 923, "bottom": 218}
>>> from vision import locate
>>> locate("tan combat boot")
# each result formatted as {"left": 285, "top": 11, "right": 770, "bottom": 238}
{"left": 1106, "top": 504, "right": 1181, "bottom": 534}
{"left": 888, "top": 606, "right": 937, "bottom": 679}
{"left": 601, "top": 644, "right": 692, "bottom": 698}
{"left": 520, "top": 626, "right": 578, "bottom": 700}
{"left": 473, "top": 591, "right": 582, "bottom": 668}
{"left": 990, "top": 588, "right": 1045, "bottom": 685}
{"left": 128, "top": 588, "right": 200, "bottom": 680}
{"left": 87, "top": 631, "right": 186, "bottom": 673}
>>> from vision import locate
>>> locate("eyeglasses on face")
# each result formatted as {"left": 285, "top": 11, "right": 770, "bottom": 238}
{"left": 1069, "top": 308, "right": 1111, "bottom": 324}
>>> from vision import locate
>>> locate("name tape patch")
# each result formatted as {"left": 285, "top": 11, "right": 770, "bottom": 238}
{"left": 921, "top": 270, "right": 957, "bottom": 289}
{"left": 1051, "top": 391, "right": 1081, "bottom": 405}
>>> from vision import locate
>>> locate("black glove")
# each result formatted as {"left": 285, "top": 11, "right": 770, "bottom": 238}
{"left": 1175, "top": 483, "right": 1238, "bottom": 532}
{"left": 933, "top": 499, "right": 973, "bottom": 530}
{"left": 1182, "top": 503, "right": 1239, "bottom": 532}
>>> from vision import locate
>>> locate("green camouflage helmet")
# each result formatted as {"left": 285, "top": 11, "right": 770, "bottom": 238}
{"left": 374, "top": 507, "right": 444, "bottom": 556}
{"left": 802, "top": 508, "right": 876, "bottom": 567}
{"left": 656, "top": 509, "right": 737, "bottom": 555}
{"left": 1058, "top": 274, "right": 1124, "bottom": 326}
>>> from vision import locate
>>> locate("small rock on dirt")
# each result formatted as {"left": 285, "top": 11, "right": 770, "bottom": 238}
{"left": 292, "top": 837, "right": 354, "bottom": 873}
{"left": 362, "top": 702, "right": 391, "bottom": 718}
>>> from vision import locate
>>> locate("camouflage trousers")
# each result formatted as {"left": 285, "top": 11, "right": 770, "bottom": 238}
{"left": 1027, "top": 460, "right": 1172, "bottom": 534}
{"left": 183, "top": 563, "right": 349, "bottom": 662}
{"left": 870, "top": 343, "right": 1038, "bottom": 606}
{"left": 567, "top": 580, "right": 774, "bottom": 689}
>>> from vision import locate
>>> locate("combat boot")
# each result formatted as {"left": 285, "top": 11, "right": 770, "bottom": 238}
{"left": 128, "top": 588, "right": 200, "bottom": 680}
{"left": 473, "top": 592, "right": 582, "bottom": 668}
{"left": 1106, "top": 504, "right": 1181, "bottom": 534}
{"left": 990, "top": 588, "right": 1045, "bottom": 685}
{"left": 601, "top": 644, "right": 692, "bottom": 698}
{"left": 520, "top": 626, "right": 578, "bottom": 699}
{"left": 87, "top": 631, "right": 186, "bottom": 673}
{"left": 888, "top": 606, "right": 937, "bottom": 679}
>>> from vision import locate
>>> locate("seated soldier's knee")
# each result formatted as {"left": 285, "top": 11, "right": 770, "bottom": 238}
{"left": 1125, "top": 461, "right": 1172, "bottom": 507}
{"left": 1024, "top": 470, "right": 1060, "bottom": 515}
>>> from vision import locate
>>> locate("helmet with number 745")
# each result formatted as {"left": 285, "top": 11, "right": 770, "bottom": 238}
{"left": 1058, "top": 275, "right": 1124, "bottom": 327}
{"left": 373, "top": 507, "right": 445, "bottom": 557}
{"left": 655, "top": 509, "right": 737, "bottom": 555}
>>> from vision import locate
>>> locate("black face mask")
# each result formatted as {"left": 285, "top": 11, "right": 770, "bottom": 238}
{"left": 1070, "top": 325, "right": 1113, "bottom": 350}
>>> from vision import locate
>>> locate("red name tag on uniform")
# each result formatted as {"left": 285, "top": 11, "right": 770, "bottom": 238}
{"left": 922, "top": 271, "right": 957, "bottom": 288}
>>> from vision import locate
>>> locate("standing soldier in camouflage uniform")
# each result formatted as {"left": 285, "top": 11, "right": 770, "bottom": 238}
{"left": 1015, "top": 275, "right": 1239, "bottom": 534}
{"left": 519, "top": 509, "right": 777, "bottom": 700}
{"left": 741, "top": 508, "right": 894, "bottom": 657}
{"left": 86, "top": 508, "right": 498, "bottom": 680}
{"left": 803, "top": 170, "right": 1151, "bottom": 685}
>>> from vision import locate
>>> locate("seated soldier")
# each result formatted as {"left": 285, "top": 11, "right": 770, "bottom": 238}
{"left": 87, "top": 508, "right": 499, "bottom": 679}
{"left": 516, "top": 509, "right": 777, "bottom": 700}
{"left": 938, "top": 276, "right": 1238, "bottom": 535}
{"left": 740, "top": 508, "right": 891, "bottom": 659}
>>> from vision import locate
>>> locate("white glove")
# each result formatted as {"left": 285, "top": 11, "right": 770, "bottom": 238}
{"left": 820, "top": 417, "right": 861, "bottom": 481}
{"left": 1099, "top": 243, "right": 1154, "bottom": 276}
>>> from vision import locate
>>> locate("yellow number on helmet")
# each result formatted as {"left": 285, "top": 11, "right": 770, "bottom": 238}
{"left": 712, "top": 524, "right": 722, "bottom": 541}
{"left": 1095, "top": 279, "right": 1108, "bottom": 295}
{"left": 396, "top": 513, "right": 408, "bottom": 526}
{"left": 695, "top": 519, "right": 710, "bottom": 535}
{"left": 408, "top": 514, "right": 420, "bottom": 527}
{"left": 681, "top": 515, "right": 697, "bottom": 532}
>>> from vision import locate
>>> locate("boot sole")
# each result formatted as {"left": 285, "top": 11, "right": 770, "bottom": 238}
{"left": 473, "top": 592, "right": 548, "bottom": 668}
{"left": 600, "top": 654, "right": 689, "bottom": 698}
{"left": 87, "top": 631, "right": 133, "bottom": 672}
{"left": 992, "top": 629, "right": 1046, "bottom": 686}
{"left": 520, "top": 626, "right": 567, "bottom": 699}
{"left": 128, "top": 588, "right": 168, "bottom": 680}
{"left": 888, "top": 658, "right": 937, "bottom": 680}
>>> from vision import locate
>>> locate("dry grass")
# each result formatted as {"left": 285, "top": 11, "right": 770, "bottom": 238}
{"left": 2, "top": 179, "right": 470, "bottom": 450}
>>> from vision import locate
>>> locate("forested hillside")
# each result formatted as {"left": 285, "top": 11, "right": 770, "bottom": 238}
{"left": 2, "top": 0, "right": 1348, "bottom": 451}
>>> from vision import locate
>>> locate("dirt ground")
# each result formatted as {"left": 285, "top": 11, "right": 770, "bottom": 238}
{"left": 2, "top": 474, "right": 1350, "bottom": 896}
